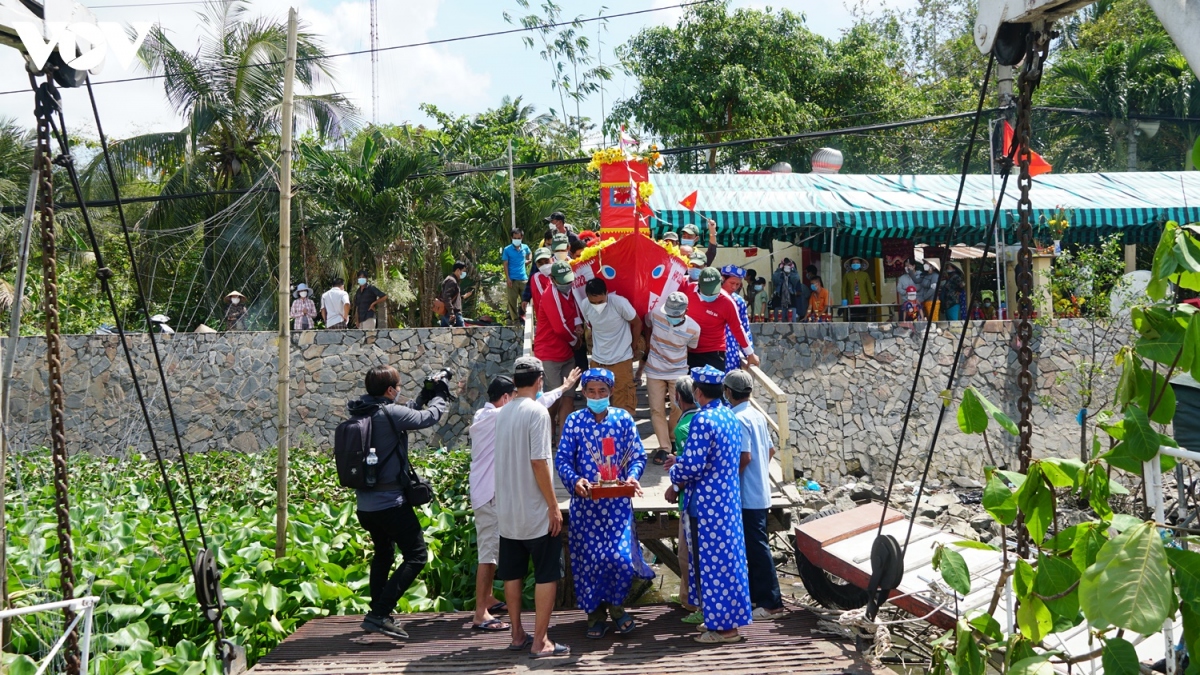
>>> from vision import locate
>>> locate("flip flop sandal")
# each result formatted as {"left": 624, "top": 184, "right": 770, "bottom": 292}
{"left": 694, "top": 630, "right": 745, "bottom": 645}
{"left": 681, "top": 610, "right": 705, "bottom": 625}
{"left": 652, "top": 449, "right": 668, "bottom": 465}
{"left": 614, "top": 613, "right": 636, "bottom": 634}
{"left": 529, "top": 642, "right": 571, "bottom": 659}
{"left": 472, "top": 618, "right": 510, "bottom": 632}
{"left": 488, "top": 602, "right": 507, "bottom": 614}
{"left": 506, "top": 634, "right": 534, "bottom": 651}
{"left": 586, "top": 622, "right": 610, "bottom": 639}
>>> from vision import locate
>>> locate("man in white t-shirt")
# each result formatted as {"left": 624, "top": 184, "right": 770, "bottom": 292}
{"left": 639, "top": 292, "right": 700, "bottom": 461}
{"left": 468, "top": 368, "right": 579, "bottom": 633}
{"left": 578, "top": 278, "right": 642, "bottom": 416}
{"left": 493, "top": 356, "right": 569, "bottom": 659}
{"left": 321, "top": 278, "right": 351, "bottom": 329}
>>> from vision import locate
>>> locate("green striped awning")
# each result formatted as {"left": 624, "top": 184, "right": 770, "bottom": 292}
{"left": 648, "top": 172, "right": 1200, "bottom": 258}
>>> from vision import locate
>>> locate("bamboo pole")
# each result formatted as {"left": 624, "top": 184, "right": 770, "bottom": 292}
{"left": 275, "top": 7, "right": 298, "bottom": 560}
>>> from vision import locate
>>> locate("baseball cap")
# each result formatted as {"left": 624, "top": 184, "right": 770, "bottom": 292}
{"left": 514, "top": 356, "right": 543, "bottom": 376}
{"left": 487, "top": 375, "right": 516, "bottom": 400}
{"left": 724, "top": 369, "right": 753, "bottom": 395}
{"left": 697, "top": 268, "right": 722, "bottom": 295}
{"left": 662, "top": 231, "right": 679, "bottom": 242}
{"left": 681, "top": 223, "right": 700, "bottom": 237}
{"left": 688, "top": 251, "right": 707, "bottom": 267}
{"left": 550, "top": 211, "right": 566, "bottom": 221}
{"left": 550, "top": 261, "right": 575, "bottom": 285}
{"left": 534, "top": 247, "right": 552, "bottom": 263}
{"left": 664, "top": 292, "right": 688, "bottom": 317}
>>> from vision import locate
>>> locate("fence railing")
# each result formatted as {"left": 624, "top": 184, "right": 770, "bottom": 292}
{"left": 0, "top": 595, "right": 99, "bottom": 675}
{"left": 746, "top": 364, "right": 793, "bottom": 483}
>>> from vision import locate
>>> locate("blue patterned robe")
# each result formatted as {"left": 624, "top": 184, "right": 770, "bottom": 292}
{"left": 669, "top": 400, "right": 753, "bottom": 631}
{"left": 724, "top": 293, "right": 753, "bottom": 372}
{"left": 556, "top": 407, "right": 654, "bottom": 613}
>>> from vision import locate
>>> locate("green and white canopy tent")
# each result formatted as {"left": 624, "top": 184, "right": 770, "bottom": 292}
{"left": 648, "top": 172, "right": 1200, "bottom": 259}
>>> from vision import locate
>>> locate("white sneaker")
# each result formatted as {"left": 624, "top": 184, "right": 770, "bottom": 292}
{"left": 752, "top": 607, "right": 785, "bottom": 620}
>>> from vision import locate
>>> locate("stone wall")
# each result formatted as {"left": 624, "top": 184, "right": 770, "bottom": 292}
{"left": 750, "top": 319, "right": 1127, "bottom": 486}
{"left": 6, "top": 320, "right": 1124, "bottom": 486}
{"left": 5, "top": 327, "right": 521, "bottom": 456}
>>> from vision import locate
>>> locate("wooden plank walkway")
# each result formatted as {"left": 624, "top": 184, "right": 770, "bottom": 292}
{"left": 248, "top": 604, "right": 887, "bottom": 674}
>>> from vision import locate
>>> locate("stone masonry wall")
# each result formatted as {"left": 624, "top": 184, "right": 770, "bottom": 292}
{"left": 750, "top": 319, "right": 1127, "bottom": 487}
{"left": 6, "top": 320, "right": 1124, "bottom": 486}
{"left": 5, "top": 327, "right": 521, "bottom": 456}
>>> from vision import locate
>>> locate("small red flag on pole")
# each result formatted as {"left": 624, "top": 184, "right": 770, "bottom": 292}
{"left": 679, "top": 190, "right": 698, "bottom": 211}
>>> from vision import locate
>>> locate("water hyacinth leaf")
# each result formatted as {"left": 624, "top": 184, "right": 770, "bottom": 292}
{"left": 1079, "top": 522, "right": 1173, "bottom": 635}
{"left": 983, "top": 473, "right": 1017, "bottom": 525}
{"left": 937, "top": 547, "right": 972, "bottom": 596}
{"left": 4, "top": 655, "right": 37, "bottom": 675}
{"left": 1101, "top": 637, "right": 1140, "bottom": 675}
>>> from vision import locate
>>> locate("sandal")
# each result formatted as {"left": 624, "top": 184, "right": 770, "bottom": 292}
{"left": 652, "top": 449, "right": 669, "bottom": 465}
{"left": 530, "top": 642, "right": 571, "bottom": 659}
{"left": 506, "top": 634, "right": 534, "bottom": 651}
{"left": 681, "top": 610, "right": 705, "bottom": 625}
{"left": 472, "top": 618, "right": 510, "bottom": 632}
{"left": 586, "top": 622, "right": 610, "bottom": 639}
{"left": 488, "top": 602, "right": 507, "bottom": 614}
{"left": 694, "top": 630, "right": 745, "bottom": 644}
{"left": 614, "top": 613, "right": 635, "bottom": 634}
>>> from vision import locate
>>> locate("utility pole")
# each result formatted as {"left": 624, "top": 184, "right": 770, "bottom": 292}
{"left": 508, "top": 139, "right": 517, "bottom": 234}
{"left": 276, "top": 7, "right": 298, "bottom": 560}
{"left": 370, "top": 0, "right": 379, "bottom": 124}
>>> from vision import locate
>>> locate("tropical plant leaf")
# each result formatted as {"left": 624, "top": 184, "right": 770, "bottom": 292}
{"left": 1073, "top": 523, "right": 1108, "bottom": 573}
{"left": 1101, "top": 637, "right": 1140, "bottom": 675}
{"left": 1040, "top": 458, "right": 1083, "bottom": 488}
{"left": 1016, "top": 596, "right": 1053, "bottom": 642}
{"left": 951, "top": 540, "right": 999, "bottom": 551}
{"left": 1016, "top": 466, "right": 1054, "bottom": 545}
{"left": 1079, "top": 522, "right": 1174, "bottom": 635}
{"left": 957, "top": 387, "right": 989, "bottom": 434}
{"left": 1180, "top": 601, "right": 1200, "bottom": 675}
{"left": 1035, "top": 554, "right": 1082, "bottom": 632}
{"left": 1167, "top": 548, "right": 1200, "bottom": 613}
{"left": 967, "top": 609, "right": 1003, "bottom": 642}
{"left": 936, "top": 547, "right": 972, "bottom": 596}
{"left": 1122, "top": 405, "right": 1160, "bottom": 461}
{"left": 983, "top": 473, "right": 1017, "bottom": 526}
{"left": 955, "top": 620, "right": 986, "bottom": 675}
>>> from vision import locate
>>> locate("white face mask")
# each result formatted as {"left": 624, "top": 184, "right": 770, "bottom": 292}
{"left": 538, "top": 263, "right": 552, "bottom": 276}
{"left": 230, "top": 297, "right": 240, "bottom": 305}
{"left": 555, "top": 252, "right": 570, "bottom": 262}
{"left": 458, "top": 271, "right": 466, "bottom": 279}
{"left": 357, "top": 278, "right": 367, "bottom": 286}
{"left": 924, "top": 264, "right": 932, "bottom": 272}
{"left": 591, "top": 301, "right": 608, "bottom": 313}
{"left": 299, "top": 291, "right": 307, "bottom": 298}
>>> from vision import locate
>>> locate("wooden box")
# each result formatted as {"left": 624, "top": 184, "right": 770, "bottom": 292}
{"left": 590, "top": 484, "right": 636, "bottom": 500}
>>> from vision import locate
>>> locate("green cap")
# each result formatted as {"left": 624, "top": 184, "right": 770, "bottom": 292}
{"left": 550, "top": 261, "right": 575, "bottom": 285}
{"left": 681, "top": 223, "right": 700, "bottom": 237}
{"left": 534, "top": 247, "right": 552, "bottom": 263}
{"left": 688, "top": 250, "right": 707, "bottom": 267}
{"left": 697, "top": 267, "right": 722, "bottom": 295}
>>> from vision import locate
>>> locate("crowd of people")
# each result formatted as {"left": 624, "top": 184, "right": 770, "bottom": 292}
{"left": 343, "top": 213, "right": 793, "bottom": 658}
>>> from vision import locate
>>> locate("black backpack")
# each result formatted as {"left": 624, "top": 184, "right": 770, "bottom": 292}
{"left": 333, "top": 407, "right": 400, "bottom": 490}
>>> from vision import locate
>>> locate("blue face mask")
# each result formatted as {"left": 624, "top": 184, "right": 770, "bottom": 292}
{"left": 512, "top": 239, "right": 522, "bottom": 247}
{"left": 667, "top": 315, "right": 686, "bottom": 326}
{"left": 689, "top": 268, "right": 701, "bottom": 281}
{"left": 810, "top": 284, "right": 818, "bottom": 291}
{"left": 586, "top": 397, "right": 609, "bottom": 413}
{"left": 699, "top": 292, "right": 720, "bottom": 303}
{"left": 851, "top": 263, "right": 861, "bottom": 270}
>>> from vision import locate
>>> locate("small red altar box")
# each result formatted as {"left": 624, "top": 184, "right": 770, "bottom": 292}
{"left": 591, "top": 483, "right": 637, "bottom": 500}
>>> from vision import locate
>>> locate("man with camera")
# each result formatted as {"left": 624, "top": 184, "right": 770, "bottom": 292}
{"left": 348, "top": 365, "right": 452, "bottom": 640}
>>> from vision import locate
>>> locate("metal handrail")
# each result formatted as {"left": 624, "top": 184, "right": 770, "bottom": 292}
{"left": 0, "top": 595, "right": 99, "bottom": 675}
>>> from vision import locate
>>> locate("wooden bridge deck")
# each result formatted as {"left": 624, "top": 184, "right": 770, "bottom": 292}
{"left": 247, "top": 604, "right": 885, "bottom": 674}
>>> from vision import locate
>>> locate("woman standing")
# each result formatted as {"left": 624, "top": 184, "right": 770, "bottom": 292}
{"left": 290, "top": 283, "right": 318, "bottom": 330}
{"left": 556, "top": 368, "right": 653, "bottom": 638}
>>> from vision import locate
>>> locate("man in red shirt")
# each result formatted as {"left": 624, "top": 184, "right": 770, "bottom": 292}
{"left": 534, "top": 261, "right": 583, "bottom": 437}
{"left": 528, "top": 247, "right": 554, "bottom": 310}
{"left": 684, "top": 268, "right": 758, "bottom": 371}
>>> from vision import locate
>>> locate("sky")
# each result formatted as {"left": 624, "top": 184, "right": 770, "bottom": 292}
{"left": 0, "top": 0, "right": 920, "bottom": 143}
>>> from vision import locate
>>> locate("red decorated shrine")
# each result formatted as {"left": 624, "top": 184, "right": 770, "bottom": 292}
{"left": 567, "top": 233, "right": 688, "bottom": 318}
{"left": 598, "top": 160, "right": 652, "bottom": 240}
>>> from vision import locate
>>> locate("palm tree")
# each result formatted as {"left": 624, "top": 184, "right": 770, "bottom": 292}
{"left": 1044, "top": 35, "right": 1175, "bottom": 171}
{"left": 84, "top": 0, "right": 357, "bottom": 322}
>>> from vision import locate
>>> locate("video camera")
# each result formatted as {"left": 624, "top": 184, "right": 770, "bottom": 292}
{"left": 415, "top": 368, "right": 456, "bottom": 407}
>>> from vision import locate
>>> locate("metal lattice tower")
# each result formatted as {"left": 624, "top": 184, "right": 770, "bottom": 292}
{"left": 369, "top": 0, "right": 379, "bottom": 124}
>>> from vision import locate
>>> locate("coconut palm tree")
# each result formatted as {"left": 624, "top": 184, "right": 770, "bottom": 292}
{"left": 83, "top": 0, "right": 357, "bottom": 320}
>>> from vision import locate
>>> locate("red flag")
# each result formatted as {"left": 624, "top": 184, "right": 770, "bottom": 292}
{"left": 1001, "top": 120, "right": 1052, "bottom": 177}
{"left": 678, "top": 190, "right": 698, "bottom": 211}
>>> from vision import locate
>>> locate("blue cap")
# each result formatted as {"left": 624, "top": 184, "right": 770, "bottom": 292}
{"left": 581, "top": 368, "right": 614, "bottom": 388}
{"left": 690, "top": 365, "right": 725, "bottom": 385}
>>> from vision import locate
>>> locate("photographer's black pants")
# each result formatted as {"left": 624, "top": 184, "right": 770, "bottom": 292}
{"left": 357, "top": 505, "right": 428, "bottom": 617}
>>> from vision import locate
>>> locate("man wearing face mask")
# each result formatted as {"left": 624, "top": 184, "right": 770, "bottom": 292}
{"left": 578, "top": 278, "right": 642, "bottom": 417}
{"left": 686, "top": 250, "right": 708, "bottom": 285}
{"left": 640, "top": 292, "right": 700, "bottom": 464}
{"left": 502, "top": 229, "right": 532, "bottom": 325}
{"left": 224, "top": 290, "right": 248, "bottom": 330}
{"left": 354, "top": 269, "right": 388, "bottom": 330}
{"left": 321, "top": 278, "right": 351, "bottom": 329}
{"left": 771, "top": 259, "right": 802, "bottom": 321}
{"left": 548, "top": 211, "right": 584, "bottom": 252}
{"left": 524, "top": 247, "right": 555, "bottom": 310}
{"left": 841, "top": 257, "right": 877, "bottom": 322}
{"left": 918, "top": 258, "right": 941, "bottom": 321}
{"left": 677, "top": 218, "right": 719, "bottom": 267}
{"left": 552, "top": 235, "right": 572, "bottom": 263}
{"left": 534, "top": 261, "right": 584, "bottom": 439}
{"left": 685, "top": 268, "right": 757, "bottom": 371}
{"left": 441, "top": 262, "right": 468, "bottom": 328}
{"left": 348, "top": 365, "right": 448, "bottom": 640}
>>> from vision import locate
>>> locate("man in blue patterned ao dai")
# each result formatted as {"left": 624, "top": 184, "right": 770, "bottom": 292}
{"left": 556, "top": 368, "right": 654, "bottom": 638}
{"left": 666, "top": 365, "right": 753, "bottom": 644}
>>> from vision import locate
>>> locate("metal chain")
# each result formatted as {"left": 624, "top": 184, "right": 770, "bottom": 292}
{"left": 36, "top": 88, "right": 80, "bottom": 675}
{"left": 1013, "top": 30, "right": 1051, "bottom": 559}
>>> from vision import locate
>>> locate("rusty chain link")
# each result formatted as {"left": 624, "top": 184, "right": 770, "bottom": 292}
{"left": 35, "top": 80, "right": 80, "bottom": 675}
{"left": 1013, "top": 30, "right": 1051, "bottom": 559}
